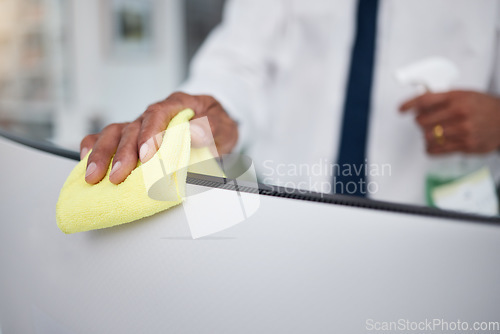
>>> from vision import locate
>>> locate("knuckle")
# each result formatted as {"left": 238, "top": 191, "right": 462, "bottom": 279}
{"left": 210, "top": 97, "right": 224, "bottom": 111}
{"left": 449, "top": 90, "right": 461, "bottom": 99}
{"left": 170, "top": 91, "right": 188, "bottom": 100}
{"left": 81, "top": 134, "right": 95, "bottom": 145}
{"left": 415, "top": 115, "right": 426, "bottom": 126}
{"left": 144, "top": 103, "right": 174, "bottom": 119}
{"left": 462, "top": 121, "right": 473, "bottom": 134}
{"left": 131, "top": 119, "right": 142, "bottom": 127}
{"left": 166, "top": 92, "right": 190, "bottom": 107}
{"left": 201, "top": 96, "right": 224, "bottom": 117}
{"left": 417, "top": 95, "right": 429, "bottom": 108}
{"left": 200, "top": 94, "right": 217, "bottom": 104}
{"left": 122, "top": 120, "right": 141, "bottom": 136}
{"left": 88, "top": 150, "right": 109, "bottom": 164}
{"left": 87, "top": 148, "right": 102, "bottom": 160}
{"left": 119, "top": 135, "right": 138, "bottom": 151}
{"left": 120, "top": 122, "right": 133, "bottom": 135}
{"left": 115, "top": 149, "right": 137, "bottom": 165}
{"left": 120, "top": 126, "right": 129, "bottom": 137}
{"left": 461, "top": 98, "right": 472, "bottom": 111}
{"left": 456, "top": 107, "right": 468, "bottom": 118}
{"left": 145, "top": 104, "right": 161, "bottom": 115}
{"left": 82, "top": 134, "right": 92, "bottom": 141}
{"left": 465, "top": 138, "right": 477, "bottom": 150}
{"left": 103, "top": 123, "right": 122, "bottom": 133}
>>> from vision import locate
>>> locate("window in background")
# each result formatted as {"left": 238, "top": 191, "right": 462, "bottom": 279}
{"left": 0, "top": 0, "right": 226, "bottom": 145}
{"left": 104, "top": 0, "right": 155, "bottom": 60}
{"left": 184, "top": 0, "right": 225, "bottom": 63}
{"left": 0, "top": 0, "right": 70, "bottom": 140}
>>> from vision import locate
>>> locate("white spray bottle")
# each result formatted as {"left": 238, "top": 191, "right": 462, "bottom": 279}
{"left": 395, "top": 57, "right": 486, "bottom": 206}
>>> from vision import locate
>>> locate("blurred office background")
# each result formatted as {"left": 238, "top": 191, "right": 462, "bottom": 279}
{"left": 0, "top": 0, "right": 225, "bottom": 149}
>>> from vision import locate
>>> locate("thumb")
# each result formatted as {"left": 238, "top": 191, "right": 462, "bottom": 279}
{"left": 189, "top": 121, "right": 213, "bottom": 148}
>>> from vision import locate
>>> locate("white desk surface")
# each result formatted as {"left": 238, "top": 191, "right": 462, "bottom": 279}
{"left": 1, "top": 137, "right": 499, "bottom": 333}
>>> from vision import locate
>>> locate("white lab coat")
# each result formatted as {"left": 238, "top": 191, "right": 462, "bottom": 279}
{"left": 180, "top": 0, "right": 500, "bottom": 204}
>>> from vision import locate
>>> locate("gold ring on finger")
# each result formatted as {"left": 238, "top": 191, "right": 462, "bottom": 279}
{"left": 433, "top": 124, "right": 445, "bottom": 145}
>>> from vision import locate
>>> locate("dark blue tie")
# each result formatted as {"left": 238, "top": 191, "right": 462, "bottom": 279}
{"left": 333, "top": 0, "right": 379, "bottom": 197}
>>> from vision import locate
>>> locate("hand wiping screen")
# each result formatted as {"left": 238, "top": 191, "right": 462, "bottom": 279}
{"left": 396, "top": 57, "right": 499, "bottom": 215}
{"left": 56, "top": 109, "right": 223, "bottom": 234}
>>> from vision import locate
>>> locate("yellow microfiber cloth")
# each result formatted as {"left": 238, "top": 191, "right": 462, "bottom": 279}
{"left": 56, "top": 109, "right": 217, "bottom": 234}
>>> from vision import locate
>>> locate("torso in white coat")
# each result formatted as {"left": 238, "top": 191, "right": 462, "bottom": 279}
{"left": 181, "top": 0, "right": 500, "bottom": 204}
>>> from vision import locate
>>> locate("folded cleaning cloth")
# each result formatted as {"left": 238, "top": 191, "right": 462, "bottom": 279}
{"left": 56, "top": 109, "right": 218, "bottom": 234}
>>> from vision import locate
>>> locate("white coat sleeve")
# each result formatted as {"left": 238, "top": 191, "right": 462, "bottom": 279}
{"left": 487, "top": 2, "right": 500, "bottom": 183}
{"left": 178, "top": 0, "right": 287, "bottom": 151}
{"left": 490, "top": 1, "right": 500, "bottom": 95}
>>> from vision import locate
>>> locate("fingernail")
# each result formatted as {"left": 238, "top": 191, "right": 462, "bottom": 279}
{"left": 80, "top": 147, "right": 89, "bottom": 160}
{"left": 190, "top": 124, "right": 206, "bottom": 140}
{"left": 110, "top": 161, "right": 121, "bottom": 176}
{"left": 85, "top": 162, "right": 97, "bottom": 178}
{"left": 139, "top": 143, "right": 149, "bottom": 162}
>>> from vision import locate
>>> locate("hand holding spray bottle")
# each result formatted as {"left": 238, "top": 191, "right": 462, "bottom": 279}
{"left": 395, "top": 57, "right": 498, "bottom": 215}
